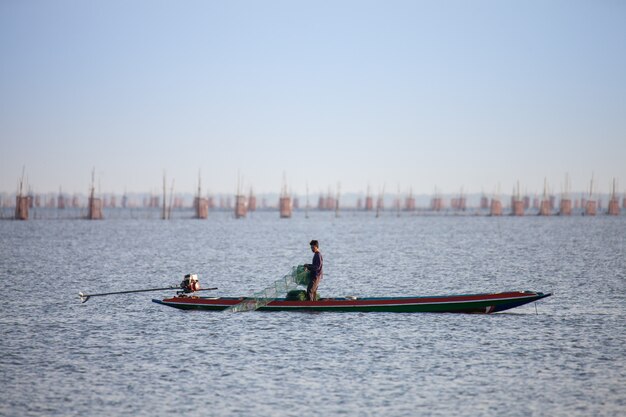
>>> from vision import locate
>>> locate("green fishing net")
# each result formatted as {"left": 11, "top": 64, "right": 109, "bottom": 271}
{"left": 225, "top": 265, "right": 315, "bottom": 312}
{"left": 286, "top": 290, "right": 320, "bottom": 301}
{"left": 294, "top": 265, "right": 312, "bottom": 286}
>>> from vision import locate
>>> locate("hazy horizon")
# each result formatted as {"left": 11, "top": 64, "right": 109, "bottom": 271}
{"left": 2, "top": 1, "right": 625, "bottom": 196}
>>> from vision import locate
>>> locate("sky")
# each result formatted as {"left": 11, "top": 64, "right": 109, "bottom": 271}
{"left": 1, "top": 0, "right": 625, "bottom": 197}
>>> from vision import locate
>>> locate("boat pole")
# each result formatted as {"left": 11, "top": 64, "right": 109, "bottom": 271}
{"left": 78, "top": 286, "right": 218, "bottom": 303}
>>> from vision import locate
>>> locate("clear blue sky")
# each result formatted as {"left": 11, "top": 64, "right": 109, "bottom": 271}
{"left": 1, "top": 0, "right": 625, "bottom": 196}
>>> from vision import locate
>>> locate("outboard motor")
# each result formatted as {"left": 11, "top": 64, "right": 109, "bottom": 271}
{"left": 180, "top": 274, "right": 200, "bottom": 293}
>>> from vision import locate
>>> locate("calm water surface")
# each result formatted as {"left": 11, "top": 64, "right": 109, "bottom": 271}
{"left": 0, "top": 212, "right": 624, "bottom": 416}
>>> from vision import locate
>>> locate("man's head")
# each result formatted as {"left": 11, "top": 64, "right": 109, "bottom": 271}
{"left": 309, "top": 240, "right": 319, "bottom": 252}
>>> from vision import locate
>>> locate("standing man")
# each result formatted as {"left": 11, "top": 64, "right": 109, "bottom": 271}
{"left": 304, "top": 240, "right": 323, "bottom": 301}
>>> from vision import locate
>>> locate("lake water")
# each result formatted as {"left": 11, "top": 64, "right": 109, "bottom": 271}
{"left": 0, "top": 211, "right": 624, "bottom": 416}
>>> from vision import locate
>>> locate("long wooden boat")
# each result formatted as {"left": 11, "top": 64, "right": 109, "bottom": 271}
{"left": 152, "top": 291, "right": 551, "bottom": 313}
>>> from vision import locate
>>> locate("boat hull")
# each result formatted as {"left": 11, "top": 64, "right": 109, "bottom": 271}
{"left": 152, "top": 291, "right": 551, "bottom": 313}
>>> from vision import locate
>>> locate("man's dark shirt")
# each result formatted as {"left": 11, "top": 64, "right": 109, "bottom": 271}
{"left": 310, "top": 251, "right": 323, "bottom": 279}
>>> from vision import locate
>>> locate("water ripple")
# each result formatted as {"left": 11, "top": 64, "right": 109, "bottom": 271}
{"left": 0, "top": 214, "right": 624, "bottom": 416}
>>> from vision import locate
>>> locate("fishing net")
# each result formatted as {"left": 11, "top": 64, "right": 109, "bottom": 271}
{"left": 224, "top": 265, "right": 312, "bottom": 313}
{"left": 293, "top": 265, "right": 311, "bottom": 286}
{"left": 286, "top": 290, "right": 320, "bottom": 301}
